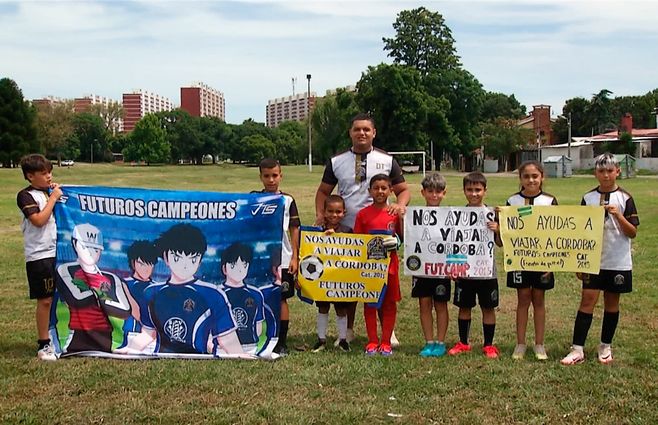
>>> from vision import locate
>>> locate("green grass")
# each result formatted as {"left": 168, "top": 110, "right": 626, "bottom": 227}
{"left": 1, "top": 163, "right": 657, "bottom": 424}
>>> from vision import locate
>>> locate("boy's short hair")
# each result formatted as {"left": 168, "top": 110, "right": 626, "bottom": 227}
{"left": 156, "top": 224, "right": 207, "bottom": 258}
{"left": 463, "top": 171, "right": 487, "bottom": 189}
{"left": 324, "top": 194, "right": 345, "bottom": 210}
{"left": 350, "top": 113, "right": 375, "bottom": 128}
{"left": 259, "top": 158, "right": 280, "bottom": 172}
{"left": 127, "top": 240, "right": 158, "bottom": 271}
{"left": 20, "top": 154, "right": 52, "bottom": 180}
{"left": 221, "top": 242, "right": 253, "bottom": 269}
{"left": 369, "top": 173, "right": 391, "bottom": 188}
{"left": 421, "top": 172, "right": 447, "bottom": 191}
{"left": 595, "top": 152, "right": 619, "bottom": 169}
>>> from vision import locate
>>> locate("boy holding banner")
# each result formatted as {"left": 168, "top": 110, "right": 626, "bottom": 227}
{"left": 354, "top": 174, "right": 403, "bottom": 356}
{"left": 448, "top": 172, "right": 502, "bottom": 359}
{"left": 561, "top": 153, "right": 639, "bottom": 365}
{"left": 412, "top": 172, "right": 451, "bottom": 357}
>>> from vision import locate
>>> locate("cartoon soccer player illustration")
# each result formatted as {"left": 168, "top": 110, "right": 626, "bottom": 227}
{"left": 56, "top": 223, "right": 131, "bottom": 353}
{"left": 132, "top": 224, "right": 246, "bottom": 357}
{"left": 117, "top": 240, "right": 158, "bottom": 354}
{"left": 220, "top": 242, "right": 266, "bottom": 355}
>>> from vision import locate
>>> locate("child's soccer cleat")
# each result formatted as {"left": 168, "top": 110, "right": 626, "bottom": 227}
{"left": 365, "top": 342, "right": 379, "bottom": 356}
{"left": 512, "top": 344, "right": 526, "bottom": 360}
{"left": 561, "top": 347, "right": 585, "bottom": 365}
{"left": 390, "top": 331, "right": 400, "bottom": 348}
{"left": 338, "top": 339, "right": 351, "bottom": 352}
{"left": 482, "top": 345, "right": 500, "bottom": 359}
{"left": 448, "top": 341, "right": 472, "bottom": 356}
{"left": 334, "top": 329, "right": 355, "bottom": 347}
{"left": 379, "top": 343, "right": 393, "bottom": 357}
{"left": 533, "top": 344, "right": 548, "bottom": 361}
{"left": 598, "top": 344, "right": 614, "bottom": 365}
{"left": 311, "top": 339, "right": 326, "bottom": 353}
{"left": 431, "top": 342, "right": 447, "bottom": 357}
{"left": 419, "top": 343, "right": 435, "bottom": 357}
{"left": 37, "top": 344, "right": 58, "bottom": 361}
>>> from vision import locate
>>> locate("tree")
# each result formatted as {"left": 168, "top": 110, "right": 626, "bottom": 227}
{"left": 603, "top": 131, "right": 636, "bottom": 156}
{"left": 480, "top": 91, "right": 526, "bottom": 122}
{"left": 588, "top": 89, "right": 614, "bottom": 134}
{"left": 123, "top": 114, "right": 170, "bottom": 165}
{"left": 382, "top": 7, "right": 460, "bottom": 75}
{"left": 311, "top": 88, "right": 359, "bottom": 163}
{"left": 71, "top": 113, "right": 110, "bottom": 162}
{"left": 274, "top": 120, "right": 306, "bottom": 164}
{"left": 88, "top": 102, "right": 124, "bottom": 135}
{"left": 34, "top": 100, "right": 75, "bottom": 162}
{"left": 0, "top": 78, "right": 38, "bottom": 167}
{"left": 480, "top": 118, "right": 534, "bottom": 171}
{"left": 238, "top": 134, "right": 275, "bottom": 164}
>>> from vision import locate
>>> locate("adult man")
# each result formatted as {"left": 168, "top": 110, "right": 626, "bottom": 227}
{"left": 314, "top": 113, "right": 410, "bottom": 345}
{"left": 315, "top": 113, "right": 410, "bottom": 228}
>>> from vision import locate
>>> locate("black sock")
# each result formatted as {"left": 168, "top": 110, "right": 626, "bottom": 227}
{"left": 37, "top": 339, "right": 50, "bottom": 350}
{"left": 601, "top": 311, "right": 620, "bottom": 344}
{"left": 483, "top": 323, "right": 496, "bottom": 347}
{"left": 573, "top": 311, "right": 593, "bottom": 346}
{"left": 458, "top": 319, "right": 471, "bottom": 344}
{"left": 278, "top": 320, "right": 289, "bottom": 347}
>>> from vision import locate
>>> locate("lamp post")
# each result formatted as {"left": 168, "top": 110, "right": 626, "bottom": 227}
{"left": 307, "top": 74, "right": 312, "bottom": 172}
{"left": 567, "top": 112, "right": 572, "bottom": 159}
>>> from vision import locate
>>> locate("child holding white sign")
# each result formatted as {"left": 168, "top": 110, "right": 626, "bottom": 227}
{"left": 505, "top": 160, "right": 558, "bottom": 361}
{"left": 448, "top": 172, "right": 502, "bottom": 359}
{"left": 561, "top": 153, "right": 639, "bottom": 365}
{"left": 412, "top": 172, "right": 451, "bottom": 357}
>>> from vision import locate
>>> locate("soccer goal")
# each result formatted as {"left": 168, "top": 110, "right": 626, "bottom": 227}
{"left": 389, "top": 151, "right": 427, "bottom": 176}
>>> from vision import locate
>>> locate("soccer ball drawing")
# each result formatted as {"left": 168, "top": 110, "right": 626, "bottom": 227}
{"left": 300, "top": 255, "right": 324, "bottom": 281}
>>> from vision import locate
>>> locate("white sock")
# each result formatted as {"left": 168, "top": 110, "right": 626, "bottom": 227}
{"left": 572, "top": 344, "right": 584, "bottom": 353}
{"left": 336, "top": 315, "right": 348, "bottom": 340}
{"left": 317, "top": 313, "right": 329, "bottom": 340}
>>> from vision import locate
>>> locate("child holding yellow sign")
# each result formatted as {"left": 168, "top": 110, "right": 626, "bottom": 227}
{"left": 505, "top": 160, "right": 558, "bottom": 361}
{"left": 561, "top": 153, "right": 639, "bottom": 365}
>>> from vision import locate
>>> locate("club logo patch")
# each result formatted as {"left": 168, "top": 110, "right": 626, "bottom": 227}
{"left": 164, "top": 317, "right": 187, "bottom": 343}
{"left": 614, "top": 274, "right": 625, "bottom": 286}
{"left": 233, "top": 307, "right": 248, "bottom": 328}
{"left": 183, "top": 298, "right": 195, "bottom": 312}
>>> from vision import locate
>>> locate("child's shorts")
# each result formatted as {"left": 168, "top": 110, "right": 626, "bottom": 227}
{"left": 453, "top": 278, "right": 499, "bottom": 309}
{"left": 506, "top": 271, "right": 555, "bottom": 290}
{"left": 581, "top": 270, "right": 632, "bottom": 293}
{"left": 411, "top": 276, "right": 451, "bottom": 302}
{"left": 26, "top": 257, "right": 56, "bottom": 299}
{"left": 280, "top": 268, "right": 296, "bottom": 300}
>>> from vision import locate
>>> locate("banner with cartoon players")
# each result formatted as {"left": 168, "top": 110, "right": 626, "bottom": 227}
{"left": 498, "top": 205, "right": 605, "bottom": 274}
{"left": 51, "top": 186, "right": 285, "bottom": 360}
{"left": 297, "top": 228, "right": 391, "bottom": 307}
{"left": 404, "top": 207, "right": 496, "bottom": 279}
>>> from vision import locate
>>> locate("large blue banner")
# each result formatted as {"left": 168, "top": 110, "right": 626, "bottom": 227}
{"left": 50, "top": 186, "right": 284, "bottom": 360}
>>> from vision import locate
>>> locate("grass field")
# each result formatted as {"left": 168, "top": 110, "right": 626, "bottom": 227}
{"left": 1, "top": 163, "right": 656, "bottom": 424}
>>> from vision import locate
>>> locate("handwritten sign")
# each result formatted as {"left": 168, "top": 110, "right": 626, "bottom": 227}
{"left": 298, "top": 230, "right": 390, "bottom": 305}
{"left": 499, "top": 205, "right": 604, "bottom": 273}
{"left": 404, "top": 207, "right": 496, "bottom": 278}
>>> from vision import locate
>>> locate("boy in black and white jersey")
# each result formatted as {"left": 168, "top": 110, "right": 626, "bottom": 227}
{"left": 561, "top": 153, "right": 639, "bottom": 365}
{"left": 17, "top": 154, "right": 63, "bottom": 361}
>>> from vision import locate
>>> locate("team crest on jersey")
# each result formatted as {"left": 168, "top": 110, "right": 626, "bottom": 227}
{"left": 367, "top": 238, "right": 387, "bottom": 260}
{"left": 164, "top": 317, "right": 187, "bottom": 343}
{"left": 245, "top": 297, "right": 255, "bottom": 308}
{"left": 183, "top": 298, "right": 195, "bottom": 312}
{"left": 233, "top": 307, "right": 248, "bottom": 328}
{"left": 614, "top": 274, "right": 625, "bottom": 286}
{"left": 100, "top": 281, "right": 111, "bottom": 293}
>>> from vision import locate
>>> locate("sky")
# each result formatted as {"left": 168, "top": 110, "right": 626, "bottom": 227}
{"left": 3, "top": 0, "right": 658, "bottom": 124}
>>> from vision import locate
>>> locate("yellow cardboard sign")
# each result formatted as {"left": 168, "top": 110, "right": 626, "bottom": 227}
{"left": 499, "top": 205, "right": 604, "bottom": 273}
{"left": 298, "top": 230, "right": 390, "bottom": 303}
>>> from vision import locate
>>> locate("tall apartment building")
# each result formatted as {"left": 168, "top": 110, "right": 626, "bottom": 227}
{"left": 122, "top": 89, "right": 174, "bottom": 132}
{"left": 31, "top": 96, "right": 66, "bottom": 111}
{"left": 266, "top": 92, "right": 316, "bottom": 128}
{"left": 180, "top": 82, "right": 225, "bottom": 120}
{"left": 74, "top": 94, "right": 123, "bottom": 133}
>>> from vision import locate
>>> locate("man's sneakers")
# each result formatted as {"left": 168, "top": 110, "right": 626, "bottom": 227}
{"left": 37, "top": 343, "right": 58, "bottom": 361}
{"left": 561, "top": 346, "right": 585, "bottom": 365}
{"left": 482, "top": 345, "right": 500, "bottom": 359}
{"left": 448, "top": 341, "right": 472, "bottom": 356}
{"left": 533, "top": 344, "right": 549, "bottom": 361}
{"left": 311, "top": 339, "right": 326, "bottom": 353}
{"left": 598, "top": 343, "right": 614, "bottom": 365}
{"left": 512, "top": 344, "right": 526, "bottom": 360}
{"left": 365, "top": 342, "right": 379, "bottom": 356}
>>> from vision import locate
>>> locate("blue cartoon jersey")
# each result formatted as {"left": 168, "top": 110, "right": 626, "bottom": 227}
{"left": 122, "top": 277, "right": 152, "bottom": 335}
{"left": 140, "top": 280, "right": 237, "bottom": 354}
{"left": 222, "top": 285, "right": 265, "bottom": 345}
